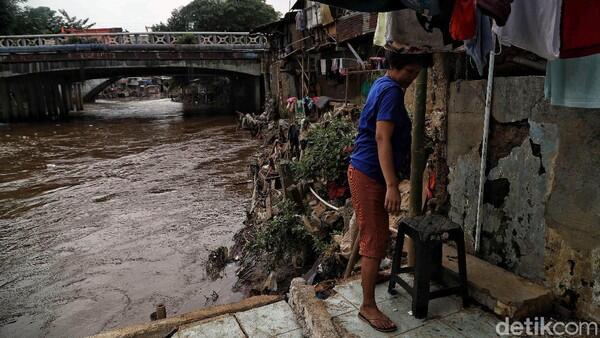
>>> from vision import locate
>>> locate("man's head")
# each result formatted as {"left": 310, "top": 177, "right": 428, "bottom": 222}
{"left": 385, "top": 50, "right": 426, "bottom": 87}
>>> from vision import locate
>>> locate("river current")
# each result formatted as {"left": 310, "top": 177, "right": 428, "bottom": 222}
{"left": 0, "top": 99, "right": 257, "bottom": 337}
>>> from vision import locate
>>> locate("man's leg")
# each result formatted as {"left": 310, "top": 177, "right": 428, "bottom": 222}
{"left": 360, "top": 256, "right": 396, "bottom": 330}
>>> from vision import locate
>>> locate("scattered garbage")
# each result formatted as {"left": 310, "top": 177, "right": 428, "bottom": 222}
{"left": 206, "top": 246, "right": 230, "bottom": 280}
{"left": 231, "top": 103, "right": 367, "bottom": 295}
{"left": 150, "top": 303, "right": 167, "bottom": 321}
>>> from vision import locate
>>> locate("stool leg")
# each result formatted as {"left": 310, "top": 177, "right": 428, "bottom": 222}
{"left": 431, "top": 242, "right": 443, "bottom": 283}
{"left": 456, "top": 232, "right": 469, "bottom": 307}
{"left": 413, "top": 241, "right": 432, "bottom": 319}
{"left": 388, "top": 226, "right": 405, "bottom": 294}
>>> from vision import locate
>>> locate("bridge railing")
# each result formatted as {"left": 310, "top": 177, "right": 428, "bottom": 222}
{"left": 0, "top": 32, "right": 268, "bottom": 48}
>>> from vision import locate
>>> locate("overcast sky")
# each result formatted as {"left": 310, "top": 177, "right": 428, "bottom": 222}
{"left": 28, "top": 0, "right": 292, "bottom": 32}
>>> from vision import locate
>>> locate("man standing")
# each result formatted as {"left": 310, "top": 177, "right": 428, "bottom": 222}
{"left": 348, "top": 50, "right": 423, "bottom": 332}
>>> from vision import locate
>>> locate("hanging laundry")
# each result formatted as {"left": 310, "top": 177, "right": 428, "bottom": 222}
{"left": 477, "top": 0, "right": 513, "bottom": 27}
{"left": 320, "top": 59, "right": 327, "bottom": 76}
{"left": 384, "top": 10, "right": 450, "bottom": 52}
{"left": 545, "top": 53, "right": 600, "bottom": 108}
{"left": 450, "top": 0, "right": 477, "bottom": 41}
{"left": 465, "top": 10, "right": 493, "bottom": 75}
{"left": 560, "top": 0, "right": 600, "bottom": 58}
{"left": 331, "top": 58, "right": 339, "bottom": 73}
{"left": 492, "top": 0, "right": 561, "bottom": 60}
{"left": 295, "top": 10, "right": 306, "bottom": 32}
{"left": 319, "top": 4, "right": 334, "bottom": 25}
{"left": 339, "top": 59, "right": 348, "bottom": 76}
{"left": 373, "top": 13, "right": 387, "bottom": 47}
{"left": 305, "top": 3, "right": 320, "bottom": 30}
{"left": 286, "top": 97, "right": 298, "bottom": 114}
{"left": 296, "top": 99, "right": 306, "bottom": 119}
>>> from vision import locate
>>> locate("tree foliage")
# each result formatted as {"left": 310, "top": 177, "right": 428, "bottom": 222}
{"left": 0, "top": 0, "right": 95, "bottom": 35}
{"left": 12, "top": 7, "right": 63, "bottom": 34}
{"left": 0, "top": 0, "right": 25, "bottom": 34}
{"left": 58, "top": 9, "right": 96, "bottom": 31}
{"left": 153, "top": 0, "right": 280, "bottom": 32}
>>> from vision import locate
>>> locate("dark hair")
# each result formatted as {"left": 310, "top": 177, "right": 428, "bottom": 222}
{"left": 384, "top": 50, "right": 429, "bottom": 70}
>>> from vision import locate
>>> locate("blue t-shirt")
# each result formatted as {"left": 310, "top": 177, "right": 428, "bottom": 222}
{"left": 350, "top": 75, "right": 411, "bottom": 185}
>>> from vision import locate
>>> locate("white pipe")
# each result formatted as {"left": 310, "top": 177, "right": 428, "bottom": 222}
{"left": 309, "top": 186, "right": 340, "bottom": 211}
{"left": 474, "top": 32, "right": 497, "bottom": 253}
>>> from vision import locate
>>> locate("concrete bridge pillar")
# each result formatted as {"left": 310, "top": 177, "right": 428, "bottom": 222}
{"left": 0, "top": 80, "right": 11, "bottom": 122}
{"left": 0, "top": 76, "right": 86, "bottom": 122}
{"left": 75, "top": 83, "right": 84, "bottom": 111}
{"left": 254, "top": 76, "right": 262, "bottom": 113}
{"left": 230, "top": 75, "right": 262, "bottom": 113}
{"left": 13, "top": 81, "right": 27, "bottom": 120}
{"left": 44, "top": 81, "right": 56, "bottom": 118}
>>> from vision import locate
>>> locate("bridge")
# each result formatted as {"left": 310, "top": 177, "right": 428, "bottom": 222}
{"left": 0, "top": 32, "right": 269, "bottom": 122}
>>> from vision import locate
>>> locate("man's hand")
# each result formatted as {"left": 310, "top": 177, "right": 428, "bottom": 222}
{"left": 385, "top": 185, "right": 402, "bottom": 216}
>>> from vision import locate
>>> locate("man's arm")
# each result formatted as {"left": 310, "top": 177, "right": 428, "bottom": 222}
{"left": 376, "top": 120, "right": 402, "bottom": 215}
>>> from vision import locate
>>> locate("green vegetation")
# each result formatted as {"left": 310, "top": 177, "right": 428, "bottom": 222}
{"left": 292, "top": 118, "right": 357, "bottom": 183}
{"left": 0, "top": 0, "right": 25, "bottom": 34}
{"left": 0, "top": 0, "right": 95, "bottom": 35}
{"left": 246, "top": 200, "right": 323, "bottom": 270}
{"left": 152, "top": 0, "right": 280, "bottom": 32}
{"left": 174, "top": 34, "right": 199, "bottom": 45}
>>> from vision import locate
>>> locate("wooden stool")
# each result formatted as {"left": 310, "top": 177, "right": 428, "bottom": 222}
{"left": 388, "top": 214, "right": 468, "bottom": 319}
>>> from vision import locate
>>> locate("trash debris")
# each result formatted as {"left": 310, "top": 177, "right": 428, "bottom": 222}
{"left": 233, "top": 101, "right": 408, "bottom": 296}
{"left": 206, "top": 246, "right": 230, "bottom": 280}
{"left": 150, "top": 303, "right": 167, "bottom": 321}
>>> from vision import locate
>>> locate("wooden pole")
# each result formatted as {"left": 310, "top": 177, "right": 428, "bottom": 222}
{"left": 344, "top": 229, "right": 360, "bottom": 279}
{"left": 407, "top": 67, "right": 428, "bottom": 266}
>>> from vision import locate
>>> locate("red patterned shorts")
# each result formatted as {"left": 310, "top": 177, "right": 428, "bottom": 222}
{"left": 348, "top": 165, "right": 389, "bottom": 259}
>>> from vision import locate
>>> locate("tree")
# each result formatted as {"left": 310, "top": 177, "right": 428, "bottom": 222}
{"left": 0, "top": 0, "right": 25, "bottom": 34}
{"left": 12, "top": 7, "right": 64, "bottom": 34}
{"left": 58, "top": 9, "right": 96, "bottom": 31}
{"left": 0, "top": 1, "right": 96, "bottom": 35}
{"left": 153, "top": 0, "right": 280, "bottom": 32}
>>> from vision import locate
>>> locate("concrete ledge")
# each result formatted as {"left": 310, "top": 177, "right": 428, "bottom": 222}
{"left": 443, "top": 245, "right": 554, "bottom": 320}
{"left": 92, "top": 295, "right": 282, "bottom": 338}
{"left": 288, "top": 278, "right": 352, "bottom": 338}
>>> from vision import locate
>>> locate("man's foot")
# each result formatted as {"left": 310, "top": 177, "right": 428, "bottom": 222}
{"left": 358, "top": 305, "right": 397, "bottom": 332}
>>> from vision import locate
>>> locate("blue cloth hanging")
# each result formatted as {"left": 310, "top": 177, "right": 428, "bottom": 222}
{"left": 465, "top": 10, "right": 493, "bottom": 75}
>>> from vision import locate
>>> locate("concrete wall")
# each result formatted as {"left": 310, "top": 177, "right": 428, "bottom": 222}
{"left": 446, "top": 76, "right": 600, "bottom": 321}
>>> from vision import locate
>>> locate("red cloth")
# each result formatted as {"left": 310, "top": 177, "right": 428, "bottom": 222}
{"left": 450, "top": 0, "right": 477, "bottom": 41}
{"left": 327, "top": 182, "right": 347, "bottom": 200}
{"left": 561, "top": 0, "right": 600, "bottom": 58}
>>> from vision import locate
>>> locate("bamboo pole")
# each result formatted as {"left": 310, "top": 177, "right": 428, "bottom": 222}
{"left": 407, "top": 67, "right": 428, "bottom": 266}
{"left": 344, "top": 229, "right": 360, "bottom": 279}
{"left": 475, "top": 34, "right": 497, "bottom": 253}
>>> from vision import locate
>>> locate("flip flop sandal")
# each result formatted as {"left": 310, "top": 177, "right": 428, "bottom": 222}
{"left": 358, "top": 312, "right": 398, "bottom": 333}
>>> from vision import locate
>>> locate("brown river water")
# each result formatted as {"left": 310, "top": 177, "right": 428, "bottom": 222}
{"left": 0, "top": 99, "right": 257, "bottom": 337}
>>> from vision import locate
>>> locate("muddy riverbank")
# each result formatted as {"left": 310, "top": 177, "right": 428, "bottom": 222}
{"left": 0, "top": 99, "right": 258, "bottom": 337}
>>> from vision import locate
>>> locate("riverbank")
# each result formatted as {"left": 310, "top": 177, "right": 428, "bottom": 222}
{"left": 230, "top": 104, "right": 368, "bottom": 297}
